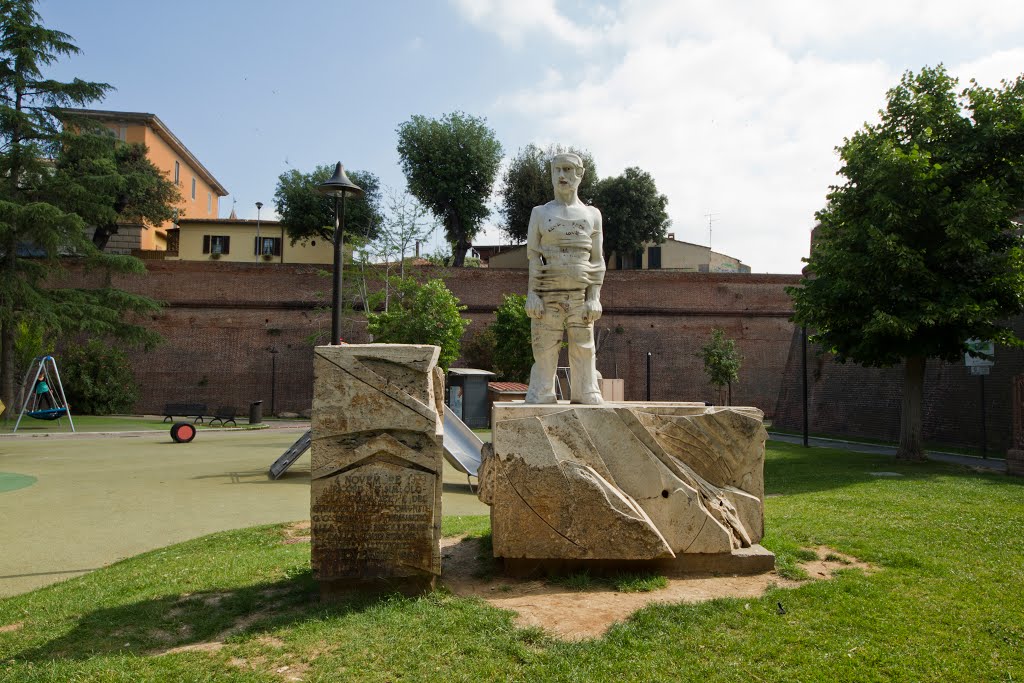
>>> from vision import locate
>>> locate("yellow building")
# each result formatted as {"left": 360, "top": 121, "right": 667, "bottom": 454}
{"left": 481, "top": 234, "right": 751, "bottom": 273}
{"left": 168, "top": 218, "right": 336, "bottom": 265}
{"left": 60, "top": 109, "right": 229, "bottom": 252}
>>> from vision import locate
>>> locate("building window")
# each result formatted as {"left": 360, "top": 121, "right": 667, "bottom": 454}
{"left": 255, "top": 236, "right": 282, "bottom": 257}
{"left": 207, "top": 192, "right": 212, "bottom": 214}
{"left": 174, "top": 161, "right": 180, "bottom": 185}
{"left": 191, "top": 177, "right": 196, "bottom": 200}
{"left": 117, "top": 125, "right": 127, "bottom": 142}
{"left": 647, "top": 246, "right": 662, "bottom": 269}
{"left": 202, "top": 235, "right": 230, "bottom": 255}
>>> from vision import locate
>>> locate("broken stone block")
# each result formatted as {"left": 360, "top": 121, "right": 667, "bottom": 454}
{"left": 481, "top": 403, "right": 771, "bottom": 574}
{"left": 311, "top": 344, "right": 443, "bottom": 594}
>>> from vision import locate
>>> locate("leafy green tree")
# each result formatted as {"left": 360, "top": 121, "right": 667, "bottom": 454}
{"left": 50, "top": 131, "right": 181, "bottom": 251}
{"left": 461, "top": 325, "right": 495, "bottom": 372}
{"left": 273, "top": 164, "right": 382, "bottom": 245}
{"left": 0, "top": 0, "right": 162, "bottom": 412}
{"left": 789, "top": 65, "right": 1024, "bottom": 461}
{"left": 61, "top": 339, "right": 138, "bottom": 414}
{"left": 396, "top": 112, "right": 503, "bottom": 267}
{"left": 699, "top": 328, "right": 742, "bottom": 405}
{"left": 591, "top": 167, "right": 670, "bottom": 266}
{"left": 498, "top": 144, "right": 598, "bottom": 244}
{"left": 491, "top": 294, "right": 533, "bottom": 383}
{"left": 366, "top": 278, "right": 469, "bottom": 370}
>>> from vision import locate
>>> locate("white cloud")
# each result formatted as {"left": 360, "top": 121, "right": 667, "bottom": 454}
{"left": 450, "top": 0, "right": 600, "bottom": 47}
{"left": 467, "top": 1, "right": 1024, "bottom": 272}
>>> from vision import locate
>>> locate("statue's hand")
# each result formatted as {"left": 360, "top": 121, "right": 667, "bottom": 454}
{"left": 525, "top": 291, "right": 545, "bottom": 319}
{"left": 582, "top": 299, "right": 603, "bottom": 323}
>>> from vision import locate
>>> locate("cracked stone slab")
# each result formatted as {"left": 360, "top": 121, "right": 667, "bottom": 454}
{"left": 484, "top": 403, "right": 769, "bottom": 563}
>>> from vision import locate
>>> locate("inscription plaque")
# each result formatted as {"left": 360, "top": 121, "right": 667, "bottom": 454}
{"left": 311, "top": 344, "right": 444, "bottom": 594}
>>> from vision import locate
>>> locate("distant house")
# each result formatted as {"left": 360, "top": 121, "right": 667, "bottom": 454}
{"left": 168, "top": 218, "right": 335, "bottom": 265}
{"left": 59, "top": 108, "right": 229, "bottom": 252}
{"left": 478, "top": 234, "right": 751, "bottom": 273}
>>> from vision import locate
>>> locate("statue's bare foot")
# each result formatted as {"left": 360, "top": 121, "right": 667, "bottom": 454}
{"left": 572, "top": 393, "right": 604, "bottom": 405}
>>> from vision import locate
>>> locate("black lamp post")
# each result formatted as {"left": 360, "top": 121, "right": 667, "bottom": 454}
{"left": 255, "top": 201, "right": 263, "bottom": 263}
{"left": 269, "top": 346, "right": 279, "bottom": 416}
{"left": 316, "top": 162, "right": 364, "bottom": 345}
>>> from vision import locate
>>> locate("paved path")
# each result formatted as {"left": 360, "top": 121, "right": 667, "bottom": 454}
{"left": 0, "top": 427, "right": 487, "bottom": 598}
{"left": 768, "top": 432, "right": 1007, "bottom": 472}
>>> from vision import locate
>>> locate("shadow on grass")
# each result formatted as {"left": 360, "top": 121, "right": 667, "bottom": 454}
{"left": 765, "top": 442, "right": 1018, "bottom": 496}
{"left": 13, "top": 571, "right": 395, "bottom": 662}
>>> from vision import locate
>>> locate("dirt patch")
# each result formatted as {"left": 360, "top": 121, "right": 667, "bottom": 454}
{"left": 282, "top": 521, "right": 312, "bottom": 545}
{"left": 0, "top": 622, "right": 23, "bottom": 633}
{"left": 441, "top": 538, "right": 874, "bottom": 640}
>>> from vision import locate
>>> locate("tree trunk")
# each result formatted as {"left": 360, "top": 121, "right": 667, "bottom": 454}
{"left": 897, "top": 355, "right": 927, "bottom": 461}
{"left": 452, "top": 239, "right": 469, "bottom": 267}
{"left": 1, "top": 322, "right": 14, "bottom": 421}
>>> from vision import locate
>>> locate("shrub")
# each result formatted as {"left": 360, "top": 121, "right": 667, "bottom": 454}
{"left": 461, "top": 325, "right": 496, "bottom": 372}
{"left": 61, "top": 339, "right": 139, "bottom": 414}
{"left": 366, "top": 278, "right": 470, "bottom": 371}
{"left": 492, "top": 294, "right": 533, "bottom": 383}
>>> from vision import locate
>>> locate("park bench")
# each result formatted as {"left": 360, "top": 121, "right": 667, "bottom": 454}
{"left": 208, "top": 406, "right": 238, "bottom": 427}
{"left": 162, "top": 403, "right": 208, "bottom": 423}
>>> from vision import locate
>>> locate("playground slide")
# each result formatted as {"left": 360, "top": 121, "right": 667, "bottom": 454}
{"left": 442, "top": 404, "right": 484, "bottom": 478}
{"left": 269, "top": 407, "right": 484, "bottom": 480}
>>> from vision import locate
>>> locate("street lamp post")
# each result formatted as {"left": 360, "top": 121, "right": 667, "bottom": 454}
{"left": 255, "top": 201, "right": 263, "bottom": 263}
{"left": 316, "top": 162, "right": 364, "bottom": 345}
{"left": 269, "top": 346, "right": 279, "bottom": 416}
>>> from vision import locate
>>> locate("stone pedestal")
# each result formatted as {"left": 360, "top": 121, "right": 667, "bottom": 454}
{"left": 479, "top": 402, "right": 773, "bottom": 575}
{"left": 311, "top": 344, "right": 444, "bottom": 596}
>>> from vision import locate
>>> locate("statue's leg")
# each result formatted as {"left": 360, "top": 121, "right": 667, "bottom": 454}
{"left": 525, "top": 299, "right": 564, "bottom": 404}
{"left": 566, "top": 296, "right": 603, "bottom": 405}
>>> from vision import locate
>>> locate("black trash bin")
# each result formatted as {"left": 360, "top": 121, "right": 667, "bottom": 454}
{"left": 249, "top": 400, "right": 263, "bottom": 425}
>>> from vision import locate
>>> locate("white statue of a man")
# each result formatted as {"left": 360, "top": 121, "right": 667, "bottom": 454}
{"left": 524, "top": 152, "right": 606, "bottom": 404}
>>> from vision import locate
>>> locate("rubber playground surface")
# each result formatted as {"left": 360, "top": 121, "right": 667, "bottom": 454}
{"left": 0, "top": 425, "right": 488, "bottom": 597}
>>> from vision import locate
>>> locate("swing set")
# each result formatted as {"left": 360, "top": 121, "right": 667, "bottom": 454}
{"left": 13, "top": 355, "right": 75, "bottom": 433}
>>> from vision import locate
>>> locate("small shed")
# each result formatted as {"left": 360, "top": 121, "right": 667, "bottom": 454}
{"left": 446, "top": 368, "right": 496, "bottom": 429}
{"left": 488, "top": 381, "right": 529, "bottom": 408}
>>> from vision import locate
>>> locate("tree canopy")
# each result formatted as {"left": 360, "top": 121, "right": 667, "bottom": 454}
{"left": 396, "top": 112, "right": 502, "bottom": 267}
{"left": 498, "top": 144, "right": 598, "bottom": 244}
{"left": 789, "top": 65, "right": 1024, "bottom": 460}
{"left": 273, "top": 164, "right": 382, "bottom": 245}
{"left": 591, "top": 167, "right": 670, "bottom": 265}
{"left": 50, "top": 132, "right": 180, "bottom": 250}
{"left": 0, "top": 0, "right": 163, "bottom": 411}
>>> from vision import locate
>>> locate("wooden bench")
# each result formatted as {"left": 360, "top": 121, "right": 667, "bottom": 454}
{"left": 162, "top": 403, "right": 208, "bottom": 423}
{"left": 208, "top": 406, "right": 238, "bottom": 427}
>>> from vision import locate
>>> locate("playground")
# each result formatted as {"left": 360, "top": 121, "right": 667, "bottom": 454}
{"left": 0, "top": 424, "right": 487, "bottom": 597}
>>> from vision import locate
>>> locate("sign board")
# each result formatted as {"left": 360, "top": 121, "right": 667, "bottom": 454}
{"left": 969, "top": 366, "right": 991, "bottom": 376}
{"left": 964, "top": 339, "right": 995, "bottom": 368}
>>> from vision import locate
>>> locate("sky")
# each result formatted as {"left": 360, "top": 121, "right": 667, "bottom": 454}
{"left": 39, "top": 0, "right": 1024, "bottom": 273}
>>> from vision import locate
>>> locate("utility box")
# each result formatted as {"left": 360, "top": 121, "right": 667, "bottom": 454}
{"left": 446, "top": 368, "right": 496, "bottom": 429}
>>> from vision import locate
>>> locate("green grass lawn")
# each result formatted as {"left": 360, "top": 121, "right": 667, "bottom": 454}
{"left": 1, "top": 443, "right": 1022, "bottom": 682}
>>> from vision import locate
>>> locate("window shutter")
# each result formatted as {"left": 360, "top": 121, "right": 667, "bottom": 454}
{"left": 203, "top": 235, "right": 210, "bottom": 254}
{"left": 222, "top": 236, "right": 230, "bottom": 254}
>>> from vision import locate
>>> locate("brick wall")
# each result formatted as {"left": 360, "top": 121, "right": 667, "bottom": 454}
{"left": 55, "top": 262, "right": 799, "bottom": 418}
{"left": 773, "top": 319, "right": 1024, "bottom": 453}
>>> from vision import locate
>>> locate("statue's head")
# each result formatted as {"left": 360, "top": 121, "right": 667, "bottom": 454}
{"left": 551, "top": 152, "right": 585, "bottom": 193}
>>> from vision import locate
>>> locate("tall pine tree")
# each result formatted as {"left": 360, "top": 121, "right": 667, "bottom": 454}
{"left": 0, "top": 0, "right": 162, "bottom": 412}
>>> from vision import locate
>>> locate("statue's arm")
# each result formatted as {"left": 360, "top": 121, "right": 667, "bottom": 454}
{"left": 583, "top": 208, "right": 605, "bottom": 322}
{"left": 525, "top": 207, "right": 545, "bottom": 319}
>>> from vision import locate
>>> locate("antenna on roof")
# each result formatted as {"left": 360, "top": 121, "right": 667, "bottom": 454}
{"left": 704, "top": 210, "right": 717, "bottom": 249}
